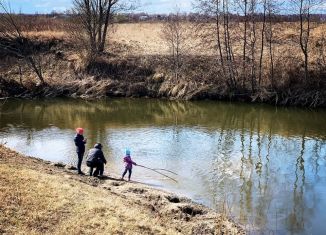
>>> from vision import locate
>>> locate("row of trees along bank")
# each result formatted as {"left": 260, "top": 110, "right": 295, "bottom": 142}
{"left": 0, "top": 0, "right": 325, "bottom": 106}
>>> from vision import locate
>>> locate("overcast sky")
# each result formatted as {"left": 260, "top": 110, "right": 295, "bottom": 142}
{"left": 2, "top": 0, "right": 193, "bottom": 14}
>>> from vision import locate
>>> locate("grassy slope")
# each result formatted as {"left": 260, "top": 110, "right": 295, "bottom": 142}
{"left": 2, "top": 22, "right": 325, "bottom": 107}
{"left": 0, "top": 159, "right": 176, "bottom": 234}
{"left": 0, "top": 146, "right": 244, "bottom": 235}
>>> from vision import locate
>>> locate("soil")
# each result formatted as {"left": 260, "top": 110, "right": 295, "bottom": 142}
{"left": 0, "top": 145, "right": 245, "bottom": 235}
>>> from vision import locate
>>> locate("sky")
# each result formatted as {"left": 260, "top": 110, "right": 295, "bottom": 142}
{"left": 1, "top": 0, "right": 193, "bottom": 14}
{"left": 2, "top": 0, "right": 325, "bottom": 14}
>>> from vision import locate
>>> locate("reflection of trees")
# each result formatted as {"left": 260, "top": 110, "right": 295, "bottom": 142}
{"left": 239, "top": 114, "right": 254, "bottom": 224}
{"left": 1, "top": 99, "right": 326, "bottom": 234}
{"left": 311, "top": 140, "right": 321, "bottom": 177}
{"left": 239, "top": 120, "right": 247, "bottom": 223}
{"left": 26, "top": 129, "right": 33, "bottom": 146}
{"left": 0, "top": 99, "right": 325, "bottom": 140}
{"left": 287, "top": 134, "right": 306, "bottom": 232}
{"left": 255, "top": 114, "right": 265, "bottom": 227}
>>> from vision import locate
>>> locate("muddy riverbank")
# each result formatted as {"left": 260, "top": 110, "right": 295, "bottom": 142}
{"left": 0, "top": 145, "right": 245, "bottom": 235}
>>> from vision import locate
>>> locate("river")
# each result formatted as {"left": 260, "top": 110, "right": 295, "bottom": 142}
{"left": 0, "top": 98, "right": 325, "bottom": 234}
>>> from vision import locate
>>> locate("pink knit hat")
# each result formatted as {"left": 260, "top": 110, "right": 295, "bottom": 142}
{"left": 76, "top": 128, "right": 84, "bottom": 134}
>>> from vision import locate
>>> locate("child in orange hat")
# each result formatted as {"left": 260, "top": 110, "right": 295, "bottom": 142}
{"left": 74, "top": 128, "right": 87, "bottom": 175}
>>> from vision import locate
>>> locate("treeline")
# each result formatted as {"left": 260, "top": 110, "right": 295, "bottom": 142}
{"left": 2, "top": 12, "right": 325, "bottom": 26}
{"left": 0, "top": 0, "right": 325, "bottom": 106}
{"left": 161, "top": 0, "right": 325, "bottom": 95}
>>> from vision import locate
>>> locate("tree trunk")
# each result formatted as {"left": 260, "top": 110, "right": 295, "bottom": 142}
{"left": 242, "top": 0, "right": 248, "bottom": 88}
{"left": 97, "top": 0, "right": 103, "bottom": 48}
{"left": 99, "top": 2, "right": 113, "bottom": 52}
{"left": 258, "top": 0, "right": 267, "bottom": 88}
{"left": 215, "top": 0, "right": 225, "bottom": 72}
{"left": 26, "top": 56, "right": 45, "bottom": 84}
{"left": 268, "top": 7, "right": 275, "bottom": 88}
{"left": 223, "top": 0, "right": 236, "bottom": 89}
{"left": 249, "top": 0, "right": 257, "bottom": 93}
{"left": 299, "top": 0, "right": 310, "bottom": 81}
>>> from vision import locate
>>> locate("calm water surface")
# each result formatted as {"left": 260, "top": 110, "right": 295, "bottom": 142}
{"left": 1, "top": 98, "right": 326, "bottom": 234}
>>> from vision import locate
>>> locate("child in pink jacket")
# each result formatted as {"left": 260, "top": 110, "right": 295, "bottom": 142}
{"left": 121, "top": 149, "right": 137, "bottom": 181}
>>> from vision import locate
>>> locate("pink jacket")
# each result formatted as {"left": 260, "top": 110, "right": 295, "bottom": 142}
{"left": 124, "top": 156, "right": 136, "bottom": 169}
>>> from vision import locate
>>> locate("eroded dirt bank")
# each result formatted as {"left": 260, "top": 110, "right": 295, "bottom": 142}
{"left": 0, "top": 145, "right": 245, "bottom": 235}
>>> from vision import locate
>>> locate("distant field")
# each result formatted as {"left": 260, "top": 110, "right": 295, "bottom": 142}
{"left": 110, "top": 23, "right": 169, "bottom": 55}
{"left": 25, "top": 21, "right": 326, "bottom": 62}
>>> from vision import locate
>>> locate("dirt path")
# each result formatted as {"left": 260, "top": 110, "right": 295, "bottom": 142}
{"left": 0, "top": 145, "right": 244, "bottom": 235}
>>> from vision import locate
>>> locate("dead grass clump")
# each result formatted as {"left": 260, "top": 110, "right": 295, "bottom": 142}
{"left": 85, "top": 55, "right": 154, "bottom": 81}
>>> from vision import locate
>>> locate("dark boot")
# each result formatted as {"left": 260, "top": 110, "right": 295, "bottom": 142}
{"left": 93, "top": 167, "right": 99, "bottom": 177}
{"left": 99, "top": 163, "right": 104, "bottom": 176}
{"left": 89, "top": 167, "right": 94, "bottom": 176}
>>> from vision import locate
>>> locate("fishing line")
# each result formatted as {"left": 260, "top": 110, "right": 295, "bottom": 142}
{"left": 137, "top": 164, "right": 178, "bottom": 183}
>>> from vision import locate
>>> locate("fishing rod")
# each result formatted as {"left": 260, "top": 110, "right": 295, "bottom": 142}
{"left": 137, "top": 164, "right": 178, "bottom": 183}
{"left": 152, "top": 168, "right": 178, "bottom": 175}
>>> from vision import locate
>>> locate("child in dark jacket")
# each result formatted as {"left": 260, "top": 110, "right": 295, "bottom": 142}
{"left": 121, "top": 149, "right": 137, "bottom": 181}
{"left": 86, "top": 143, "right": 107, "bottom": 177}
{"left": 74, "top": 127, "right": 87, "bottom": 175}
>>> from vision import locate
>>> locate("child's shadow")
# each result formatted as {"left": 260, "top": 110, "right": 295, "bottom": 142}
{"left": 97, "top": 175, "right": 120, "bottom": 181}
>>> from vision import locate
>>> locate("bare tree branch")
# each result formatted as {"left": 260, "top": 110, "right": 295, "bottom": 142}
{"left": 0, "top": 0, "right": 45, "bottom": 84}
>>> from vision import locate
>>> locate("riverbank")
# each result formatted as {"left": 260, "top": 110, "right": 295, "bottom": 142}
{"left": 0, "top": 145, "right": 244, "bottom": 235}
{"left": 1, "top": 22, "right": 326, "bottom": 108}
{"left": 1, "top": 57, "right": 325, "bottom": 108}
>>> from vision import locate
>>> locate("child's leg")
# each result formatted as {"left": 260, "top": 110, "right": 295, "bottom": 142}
{"left": 93, "top": 167, "right": 99, "bottom": 177}
{"left": 99, "top": 163, "right": 104, "bottom": 176}
{"left": 89, "top": 166, "right": 93, "bottom": 176}
{"left": 128, "top": 169, "right": 132, "bottom": 181}
{"left": 87, "top": 161, "right": 94, "bottom": 176}
{"left": 122, "top": 168, "right": 128, "bottom": 179}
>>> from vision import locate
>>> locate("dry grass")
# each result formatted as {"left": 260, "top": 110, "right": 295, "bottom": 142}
{"left": 23, "top": 21, "right": 326, "bottom": 59}
{"left": 0, "top": 165, "right": 176, "bottom": 234}
{"left": 24, "top": 30, "right": 67, "bottom": 40}
{"left": 0, "top": 146, "right": 245, "bottom": 235}
{"left": 1, "top": 21, "right": 325, "bottom": 106}
{"left": 109, "top": 23, "right": 168, "bottom": 55}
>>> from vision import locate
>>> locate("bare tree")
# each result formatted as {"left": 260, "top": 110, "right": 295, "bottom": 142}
{"left": 222, "top": 0, "right": 237, "bottom": 88}
{"left": 299, "top": 0, "right": 311, "bottom": 81}
{"left": 258, "top": 0, "right": 267, "bottom": 87}
{"left": 248, "top": 0, "right": 257, "bottom": 92}
{"left": 236, "top": 0, "right": 249, "bottom": 87}
{"left": 214, "top": 0, "right": 225, "bottom": 74}
{"left": 161, "top": 11, "right": 188, "bottom": 80}
{"left": 72, "top": 0, "right": 136, "bottom": 60}
{"left": 0, "top": 1, "right": 45, "bottom": 84}
{"left": 293, "top": 0, "right": 322, "bottom": 81}
{"left": 265, "top": 0, "right": 276, "bottom": 88}
{"left": 195, "top": 0, "right": 226, "bottom": 77}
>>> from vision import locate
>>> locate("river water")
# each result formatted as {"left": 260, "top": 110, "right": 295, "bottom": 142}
{"left": 0, "top": 98, "right": 325, "bottom": 234}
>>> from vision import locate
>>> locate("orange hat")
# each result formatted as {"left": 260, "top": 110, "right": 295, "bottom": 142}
{"left": 76, "top": 128, "right": 84, "bottom": 134}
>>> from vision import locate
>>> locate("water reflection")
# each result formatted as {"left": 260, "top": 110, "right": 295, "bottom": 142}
{"left": 0, "top": 98, "right": 325, "bottom": 234}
